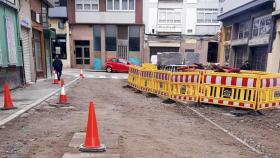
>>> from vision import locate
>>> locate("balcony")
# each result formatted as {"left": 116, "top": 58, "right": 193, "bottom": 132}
{"left": 75, "top": 11, "right": 136, "bottom": 24}
{"left": 248, "top": 35, "right": 270, "bottom": 46}
{"left": 231, "top": 38, "right": 249, "bottom": 46}
{"left": 157, "top": 24, "right": 182, "bottom": 33}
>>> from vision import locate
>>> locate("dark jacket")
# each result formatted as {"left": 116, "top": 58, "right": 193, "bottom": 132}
{"left": 53, "top": 59, "right": 63, "bottom": 72}
{"left": 240, "top": 63, "right": 251, "bottom": 70}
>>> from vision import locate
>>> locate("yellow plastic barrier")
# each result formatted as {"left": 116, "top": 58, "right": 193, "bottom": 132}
{"left": 128, "top": 65, "right": 280, "bottom": 110}
{"left": 170, "top": 71, "right": 201, "bottom": 102}
{"left": 142, "top": 63, "right": 157, "bottom": 70}
{"left": 139, "top": 68, "right": 154, "bottom": 93}
{"left": 153, "top": 70, "right": 172, "bottom": 97}
{"left": 257, "top": 74, "right": 280, "bottom": 110}
{"left": 200, "top": 71, "right": 259, "bottom": 110}
{"left": 128, "top": 66, "right": 140, "bottom": 89}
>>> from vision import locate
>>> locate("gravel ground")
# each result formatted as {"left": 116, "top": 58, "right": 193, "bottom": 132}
{"left": 0, "top": 79, "right": 265, "bottom": 158}
{"left": 186, "top": 103, "right": 280, "bottom": 158}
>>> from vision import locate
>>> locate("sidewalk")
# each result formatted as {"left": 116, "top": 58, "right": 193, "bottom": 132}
{"left": 0, "top": 74, "right": 78, "bottom": 126}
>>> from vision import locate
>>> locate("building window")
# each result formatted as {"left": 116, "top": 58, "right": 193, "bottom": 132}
{"left": 42, "top": 4, "right": 48, "bottom": 28}
{"left": 238, "top": 21, "right": 250, "bottom": 39}
{"left": 224, "top": 45, "right": 230, "bottom": 64}
{"left": 76, "top": 0, "right": 99, "bottom": 11}
{"left": 93, "top": 25, "right": 101, "bottom": 51}
{"left": 252, "top": 15, "right": 271, "bottom": 38}
{"left": 58, "top": 21, "right": 65, "bottom": 29}
{"left": 107, "top": 0, "right": 135, "bottom": 11}
{"left": 106, "top": 25, "right": 117, "bottom": 51}
{"left": 197, "top": 8, "right": 218, "bottom": 23}
{"left": 55, "top": 0, "right": 67, "bottom": 6}
{"left": 54, "top": 0, "right": 60, "bottom": 7}
{"left": 158, "top": 8, "right": 182, "bottom": 24}
{"left": 129, "top": 26, "right": 140, "bottom": 51}
{"left": 224, "top": 26, "right": 232, "bottom": 41}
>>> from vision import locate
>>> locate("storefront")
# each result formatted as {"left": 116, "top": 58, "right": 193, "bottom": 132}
{"left": 70, "top": 24, "right": 143, "bottom": 70}
{"left": 44, "top": 29, "right": 55, "bottom": 78}
{"left": 0, "top": 0, "right": 24, "bottom": 90}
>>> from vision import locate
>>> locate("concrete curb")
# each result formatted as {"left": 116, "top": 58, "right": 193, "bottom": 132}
{"left": 0, "top": 77, "right": 80, "bottom": 127}
{"left": 85, "top": 69, "right": 106, "bottom": 72}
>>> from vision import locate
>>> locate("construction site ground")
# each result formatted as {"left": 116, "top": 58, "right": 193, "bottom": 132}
{"left": 0, "top": 74, "right": 280, "bottom": 158}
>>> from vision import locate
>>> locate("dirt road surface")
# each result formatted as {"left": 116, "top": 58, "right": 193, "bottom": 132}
{"left": 0, "top": 78, "right": 279, "bottom": 158}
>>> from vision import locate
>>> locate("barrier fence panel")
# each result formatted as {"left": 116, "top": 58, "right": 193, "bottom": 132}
{"left": 153, "top": 70, "right": 172, "bottom": 97}
{"left": 200, "top": 72, "right": 259, "bottom": 110}
{"left": 142, "top": 64, "right": 157, "bottom": 70}
{"left": 257, "top": 74, "right": 280, "bottom": 110}
{"left": 128, "top": 66, "right": 140, "bottom": 89}
{"left": 139, "top": 69, "right": 154, "bottom": 93}
{"left": 128, "top": 66, "right": 280, "bottom": 111}
{"left": 170, "top": 72, "right": 200, "bottom": 102}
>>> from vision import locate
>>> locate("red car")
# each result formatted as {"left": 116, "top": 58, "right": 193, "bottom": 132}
{"left": 105, "top": 58, "right": 131, "bottom": 73}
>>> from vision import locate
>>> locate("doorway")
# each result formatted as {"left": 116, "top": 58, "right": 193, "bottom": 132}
{"left": 33, "top": 30, "right": 44, "bottom": 78}
{"left": 207, "top": 42, "right": 218, "bottom": 63}
{"left": 75, "top": 40, "right": 90, "bottom": 68}
{"left": 117, "top": 26, "right": 128, "bottom": 60}
{"left": 75, "top": 47, "right": 90, "bottom": 67}
{"left": 250, "top": 46, "right": 268, "bottom": 71}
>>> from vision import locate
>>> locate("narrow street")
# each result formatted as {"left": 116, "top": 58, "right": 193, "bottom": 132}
{"left": 1, "top": 70, "right": 280, "bottom": 158}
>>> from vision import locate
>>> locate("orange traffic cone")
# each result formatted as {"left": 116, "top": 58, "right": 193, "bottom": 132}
{"left": 53, "top": 70, "right": 59, "bottom": 84}
{"left": 59, "top": 79, "right": 68, "bottom": 104}
{"left": 79, "top": 102, "right": 106, "bottom": 152}
{"left": 80, "top": 69, "right": 84, "bottom": 78}
{"left": 1, "top": 82, "right": 17, "bottom": 110}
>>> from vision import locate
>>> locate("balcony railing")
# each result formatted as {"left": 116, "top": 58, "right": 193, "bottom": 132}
{"left": 157, "top": 24, "right": 182, "bottom": 33}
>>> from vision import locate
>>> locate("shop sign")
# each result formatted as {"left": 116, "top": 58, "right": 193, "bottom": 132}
{"left": 20, "top": 18, "right": 31, "bottom": 28}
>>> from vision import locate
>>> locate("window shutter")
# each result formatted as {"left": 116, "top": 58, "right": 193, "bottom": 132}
{"left": 5, "top": 16, "right": 17, "bottom": 65}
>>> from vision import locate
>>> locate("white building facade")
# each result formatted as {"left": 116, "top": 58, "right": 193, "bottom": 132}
{"left": 143, "top": 0, "right": 220, "bottom": 65}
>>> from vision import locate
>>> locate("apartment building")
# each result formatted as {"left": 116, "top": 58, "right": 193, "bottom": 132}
{"left": 218, "top": 0, "right": 275, "bottom": 71}
{"left": 143, "top": 0, "right": 220, "bottom": 65}
{"left": 49, "top": 0, "right": 71, "bottom": 67}
{"left": 67, "top": 0, "right": 144, "bottom": 70}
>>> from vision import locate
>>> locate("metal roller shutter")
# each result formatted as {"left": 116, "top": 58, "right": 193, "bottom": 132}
{"left": 21, "top": 27, "right": 32, "bottom": 83}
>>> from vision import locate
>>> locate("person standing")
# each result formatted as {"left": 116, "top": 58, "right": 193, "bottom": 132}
{"left": 53, "top": 55, "right": 63, "bottom": 81}
{"left": 240, "top": 60, "right": 251, "bottom": 70}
